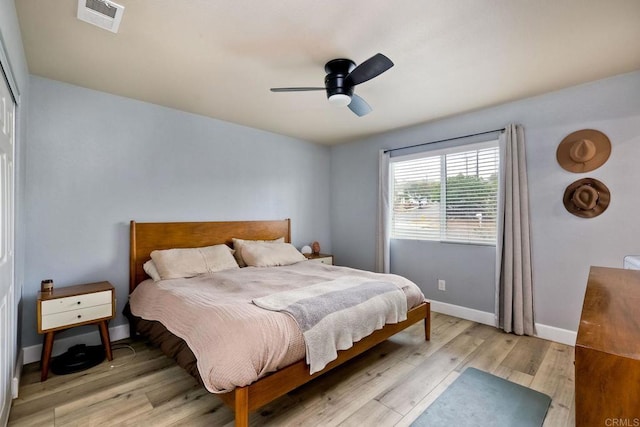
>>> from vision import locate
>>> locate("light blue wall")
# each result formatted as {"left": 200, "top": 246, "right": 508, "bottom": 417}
{"left": 330, "top": 70, "right": 640, "bottom": 332}
{"left": 23, "top": 76, "right": 331, "bottom": 347}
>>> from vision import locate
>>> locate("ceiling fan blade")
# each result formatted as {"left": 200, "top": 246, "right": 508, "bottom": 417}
{"left": 270, "top": 87, "right": 326, "bottom": 92}
{"left": 346, "top": 53, "right": 394, "bottom": 86}
{"left": 348, "top": 94, "right": 372, "bottom": 117}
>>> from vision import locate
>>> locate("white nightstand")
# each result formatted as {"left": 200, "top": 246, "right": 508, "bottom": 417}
{"left": 37, "top": 281, "right": 115, "bottom": 381}
{"left": 304, "top": 253, "right": 333, "bottom": 265}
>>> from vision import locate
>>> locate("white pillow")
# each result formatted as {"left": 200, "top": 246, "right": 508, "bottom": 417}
{"left": 241, "top": 242, "right": 306, "bottom": 267}
{"left": 150, "top": 244, "right": 239, "bottom": 279}
{"left": 232, "top": 237, "right": 284, "bottom": 267}
{"left": 143, "top": 260, "right": 162, "bottom": 282}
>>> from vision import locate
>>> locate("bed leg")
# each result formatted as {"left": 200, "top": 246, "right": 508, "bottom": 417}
{"left": 424, "top": 302, "right": 431, "bottom": 341}
{"left": 235, "top": 386, "right": 249, "bottom": 427}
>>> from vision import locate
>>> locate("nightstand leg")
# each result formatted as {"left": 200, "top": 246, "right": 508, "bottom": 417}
{"left": 98, "top": 321, "right": 113, "bottom": 361}
{"left": 40, "top": 331, "right": 55, "bottom": 382}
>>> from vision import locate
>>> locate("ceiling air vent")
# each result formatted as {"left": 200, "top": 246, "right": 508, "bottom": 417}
{"left": 77, "top": 0, "right": 125, "bottom": 33}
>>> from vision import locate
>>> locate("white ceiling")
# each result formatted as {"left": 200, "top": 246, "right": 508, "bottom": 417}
{"left": 15, "top": 0, "right": 640, "bottom": 144}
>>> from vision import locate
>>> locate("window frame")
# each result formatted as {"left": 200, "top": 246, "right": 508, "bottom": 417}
{"left": 389, "top": 139, "right": 500, "bottom": 246}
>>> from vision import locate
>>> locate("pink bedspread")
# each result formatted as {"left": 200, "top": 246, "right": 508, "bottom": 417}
{"left": 129, "top": 261, "right": 425, "bottom": 393}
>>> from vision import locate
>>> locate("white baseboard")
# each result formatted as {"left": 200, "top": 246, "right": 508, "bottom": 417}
{"left": 429, "top": 299, "right": 576, "bottom": 346}
{"left": 12, "top": 348, "right": 23, "bottom": 398}
{"left": 22, "top": 323, "right": 130, "bottom": 365}
{"left": 533, "top": 323, "right": 577, "bottom": 346}
{"left": 20, "top": 304, "right": 577, "bottom": 366}
{"left": 429, "top": 299, "right": 496, "bottom": 326}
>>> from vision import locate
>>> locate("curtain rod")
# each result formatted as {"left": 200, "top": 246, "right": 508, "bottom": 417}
{"left": 383, "top": 127, "right": 505, "bottom": 154}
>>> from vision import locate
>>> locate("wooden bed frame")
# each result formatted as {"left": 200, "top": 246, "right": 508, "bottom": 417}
{"left": 129, "top": 219, "right": 430, "bottom": 426}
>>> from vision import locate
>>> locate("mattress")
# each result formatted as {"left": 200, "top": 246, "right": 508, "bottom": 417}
{"left": 128, "top": 261, "right": 425, "bottom": 393}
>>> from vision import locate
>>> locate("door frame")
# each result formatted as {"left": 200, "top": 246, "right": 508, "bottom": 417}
{"left": 0, "top": 32, "right": 20, "bottom": 104}
{"left": 0, "top": 29, "right": 20, "bottom": 426}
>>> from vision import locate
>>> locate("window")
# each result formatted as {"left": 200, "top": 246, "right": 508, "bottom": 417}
{"left": 390, "top": 140, "right": 499, "bottom": 245}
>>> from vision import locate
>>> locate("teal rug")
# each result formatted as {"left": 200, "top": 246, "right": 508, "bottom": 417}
{"left": 410, "top": 368, "right": 552, "bottom": 427}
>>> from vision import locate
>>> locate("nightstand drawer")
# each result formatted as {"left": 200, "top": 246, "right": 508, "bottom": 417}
{"left": 307, "top": 256, "right": 333, "bottom": 265}
{"left": 40, "top": 290, "right": 112, "bottom": 315}
{"left": 41, "top": 303, "right": 113, "bottom": 331}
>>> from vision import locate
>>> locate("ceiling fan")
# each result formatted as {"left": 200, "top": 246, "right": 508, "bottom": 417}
{"left": 270, "top": 53, "right": 394, "bottom": 117}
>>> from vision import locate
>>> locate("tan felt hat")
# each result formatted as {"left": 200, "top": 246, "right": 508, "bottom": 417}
{"left": 563, "top": 178, "right": 610, "bottom": 218}
{"left": 556, "top": 129, "right": 611, "bottom": 173}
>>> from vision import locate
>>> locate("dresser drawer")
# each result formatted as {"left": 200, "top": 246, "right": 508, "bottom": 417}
{"left": 41, "top": 303, "right": 113, "bottom": 331}
{"left": 40, "top": 290, "right": 112, "bottom": 315}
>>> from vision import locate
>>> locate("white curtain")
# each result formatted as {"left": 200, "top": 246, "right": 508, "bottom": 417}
{"left": 495, "top": 124, "right": 534, "bottom": 335}
{"left": 376, "top": 149, "right": 391, "bottom": 273}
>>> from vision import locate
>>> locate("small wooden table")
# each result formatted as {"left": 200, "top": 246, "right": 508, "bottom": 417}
{"left": 37, "top": 281, "right": 115, "bottom": 381}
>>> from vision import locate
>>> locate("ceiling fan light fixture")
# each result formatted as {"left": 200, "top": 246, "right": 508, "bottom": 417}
{"left": 328, "top": 93, "right": 351, "bottom": 107}
{"left": 270, "top": 53, "right": 393, "bottom": 116}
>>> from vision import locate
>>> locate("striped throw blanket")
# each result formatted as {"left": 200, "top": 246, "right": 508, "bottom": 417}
{"left": 253, "top": 276, "right": 407, "bottom": 374}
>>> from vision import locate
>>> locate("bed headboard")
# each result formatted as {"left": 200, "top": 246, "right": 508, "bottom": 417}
{"left": 129, "top": 219, "right": 291, "bottom": 293}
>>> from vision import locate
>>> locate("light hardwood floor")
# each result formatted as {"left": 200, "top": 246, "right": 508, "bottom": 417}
{"left": 9, "top": 313, "right": 575, "bottom": 426}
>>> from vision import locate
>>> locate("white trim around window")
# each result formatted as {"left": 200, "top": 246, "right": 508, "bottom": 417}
{"left": 389, "top": 139, "right": 499, "bottom": 245}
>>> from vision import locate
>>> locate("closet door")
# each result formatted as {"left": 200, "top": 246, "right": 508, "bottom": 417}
{"left": 0, "top": 70, "right": 16, "bottom": 426}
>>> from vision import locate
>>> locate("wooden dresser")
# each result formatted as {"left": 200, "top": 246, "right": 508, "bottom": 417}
{"left": 575, "top": 267, "right": 640, "bottom": 426}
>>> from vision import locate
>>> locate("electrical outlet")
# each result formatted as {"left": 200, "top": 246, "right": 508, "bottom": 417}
{"left": 438, "top": 279, "right": 446, "bottom": 291}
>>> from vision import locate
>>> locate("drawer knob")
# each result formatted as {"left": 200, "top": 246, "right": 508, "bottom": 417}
{"left": 77, "top": 315, "right": 82, "bottom": 319}
{"left": 77, "top": 301, "right": 81, "bottom": 305}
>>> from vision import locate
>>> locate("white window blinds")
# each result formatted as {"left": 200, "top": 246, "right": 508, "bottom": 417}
{"left": 390, "top": 140, "right": 499, "bottom": 245}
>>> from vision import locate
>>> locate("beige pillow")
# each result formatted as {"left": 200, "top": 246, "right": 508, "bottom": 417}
{"left": 143, "top": 260, "right": 162, "bottom": 282}
{"left": 150, "top": 244, "right": 239, "bottom": 279}
{"left": 241, "top": 242, "right": 306, "bottom": 267}
{"left": 232, "top": 237, "right": 284, "bottom": 267}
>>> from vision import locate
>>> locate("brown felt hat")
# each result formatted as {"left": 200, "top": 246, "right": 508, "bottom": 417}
{"left": 563, "top": 178, "right": 610, "bottom": 218}
{"left": 556, "top": 129, "right": 611, "bottom": 173}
